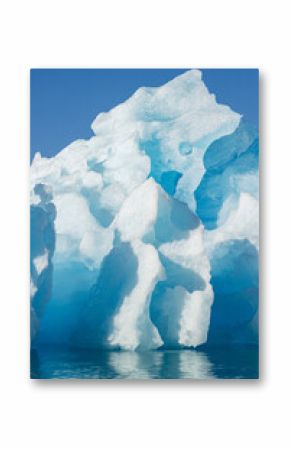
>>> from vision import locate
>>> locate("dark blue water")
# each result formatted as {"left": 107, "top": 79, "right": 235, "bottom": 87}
{"left": 31, "top": 346, "right": 258, "bottom": 379}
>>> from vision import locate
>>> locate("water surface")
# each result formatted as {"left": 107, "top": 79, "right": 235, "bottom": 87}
{"left": 31, "top": 346, "right": 258, "bottom": 379}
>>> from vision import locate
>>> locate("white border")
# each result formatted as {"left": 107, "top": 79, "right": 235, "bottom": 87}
{"left": 1, "top": 1, "right": 289, "bottom": 448}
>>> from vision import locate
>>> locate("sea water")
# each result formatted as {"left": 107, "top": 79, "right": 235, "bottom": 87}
{"left": 31, "top": 346, "right": 258, "bottom": 380}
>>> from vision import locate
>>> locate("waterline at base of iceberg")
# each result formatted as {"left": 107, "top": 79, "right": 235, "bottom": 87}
{"left": 31, "top": 345, "right": 258, "bottom": 380}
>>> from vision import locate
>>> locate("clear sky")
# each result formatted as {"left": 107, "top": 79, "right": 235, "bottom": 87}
{"left": 30, "top": 68, "right": 258, "bottom": 160}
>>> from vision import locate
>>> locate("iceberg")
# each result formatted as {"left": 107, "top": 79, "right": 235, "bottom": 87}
{"left": 30, "top": 69, "right": 259, "bottom": 349}
{"left": 30, "top": 184, "right": 56, "bottom": 339}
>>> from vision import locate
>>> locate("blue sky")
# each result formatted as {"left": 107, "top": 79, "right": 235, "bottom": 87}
{"left": 30, "top": 69, "right": 258, "bottom": 160}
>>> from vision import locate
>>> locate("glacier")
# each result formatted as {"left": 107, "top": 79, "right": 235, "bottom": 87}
{"left": 30, "top": 69, "right": 259, "bottom": 351}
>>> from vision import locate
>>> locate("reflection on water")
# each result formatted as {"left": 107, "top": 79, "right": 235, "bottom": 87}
{"left": 109, "top": 351, "right": 164, "bottom": 379}
{"left": 108, "top": 350, "right": 214, "bottom": 379}
{"left": 179, "top": 351, "right": 213, "bottom": 379}
{"left": 31, "top": 346, "right": 258, "bottom": 379}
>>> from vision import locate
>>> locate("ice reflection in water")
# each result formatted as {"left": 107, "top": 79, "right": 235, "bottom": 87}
{"left": 178, "top": 350, "right": 213, "bottom": 379}
{"left": 31, "top": 346, "right": 258, "bottom": 379}
{"left": 108, "top": 350, "right": 213, "bottom": 379}
{"left": 109, "top": 351, "right": 163, "bottom": 379}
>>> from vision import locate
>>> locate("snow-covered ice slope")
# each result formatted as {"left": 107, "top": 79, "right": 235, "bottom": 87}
{"left": 30, "top": 69, "right": 259, "bottom": 349}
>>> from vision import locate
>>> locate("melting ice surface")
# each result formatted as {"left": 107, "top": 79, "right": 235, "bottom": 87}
{"left": 30, "top": 70, "right": 259, "bottom": 377}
